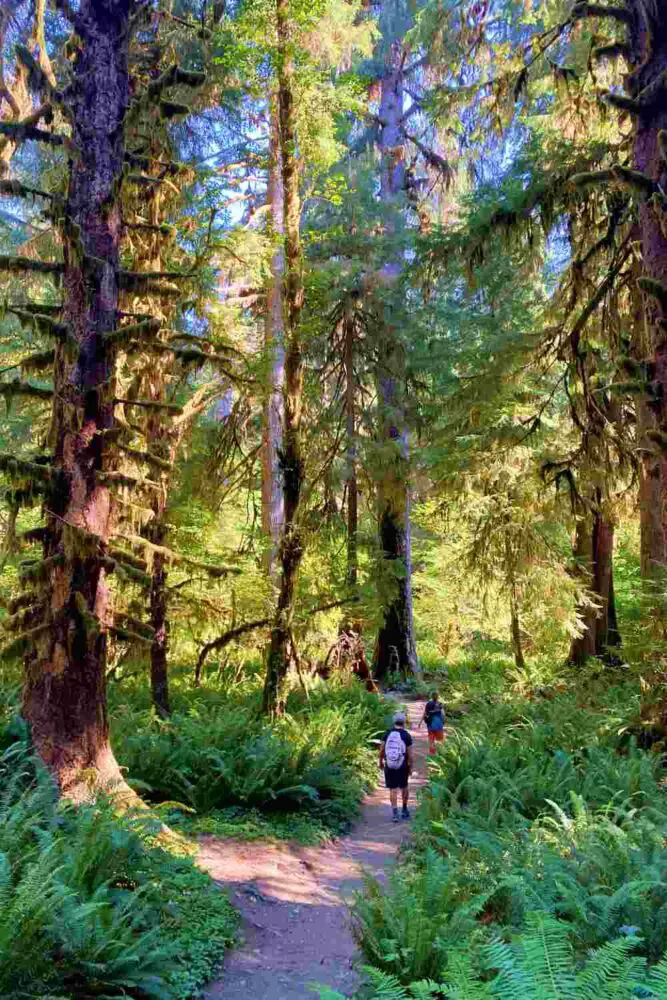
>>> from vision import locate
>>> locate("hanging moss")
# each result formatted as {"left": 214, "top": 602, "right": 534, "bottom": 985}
{"left": 659, "top": 131, "right": 667, "bottom": 165}
{"left": 20, "top": 349, "right": 56, "bottom": 374}
{"left": 6, "top": 486, "right": 44, "bottom": 507}
{"left": 0, "top": 380, "right": 53, "bottom": 404}
{"left": 8, "top": 302, "right": 62, "bottom": 316}
{"left": 593, "top": 42, "right": 631, "bottom": 62}
{"left": 108, "top": 547, "right": 147, "bottom": 573}
{"left": 0, "top": 453, "right": 56, "bottom": 483}
{"left": 146, "top": 64, "right": 206, "bottom": 99}
{"left": 108, "top": 625, "right": 152, "bottom": 646}
{"left": 638, "top": 277, "right": 667, "bottom": 312}
{"left": 115, "top": 614, "right": 155, "bottom": 639}
{"left": 73, "top": 591, "right": 100, "bottom": 641}
{"left": 159, "top": 101, "right": 191, "bottom": 120}
{"left": 4, "top": 603, "right": 44, "bottom": 634}
{"left": 604, "top": 92, "right": 640, "bottom": 115}
{"left": 7, "top": 307, "right": 69, "bottom": 341}
{"left": 570, "top": 169, "right": 615, "bottom": 189}
{"left": 124, "top": 220, "right": 177, "bottom": 236}
{"left": 97, "top": 470, "right": 159, "bottom": 490}
{"left": 19, "top": 527, "right": 48, "bottom": 546}
{"left": 646, "top": 429, "right": 667, "bottom": 451}
{"left": 0, "top": 122, "right": 66, "bottom": 146}
{"left": 126, "top": 173, "right": 169, "bottom": 188}
{"left": 118, "top": 445, "right": 172, "bottom": 472}
{"left": 8, "top": 592, "right": 40, "bottom": 616}
{"left": 611, "top": 165, "right": 655, "bottom": 198}
{"left": 119, "top": 532, "right": 241, "bottom": 577}
{"left": 19, "top": 553, "right": 65, "bottom": 585}
{"left": 114, "top": 397, "right": 183, "bottom": 415}
{"left": 0, "top": 255, "right": 63, "bottom": 275}
{"left": 103, "top": 317, "right": 161, "bottom": 345}
{"left": 0, "top": 624, "right": 49, "bottom": 664}
{"left": 0, "top": 180, "right": 55, "bottom": 200}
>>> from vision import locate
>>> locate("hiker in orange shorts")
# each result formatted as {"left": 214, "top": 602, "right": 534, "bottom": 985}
{"left": 421, "top": 691, "right": 445, "bottom": 754}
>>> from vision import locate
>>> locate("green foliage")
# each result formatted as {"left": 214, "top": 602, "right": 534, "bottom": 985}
{"left": 111, "top": 677, "right": 390, "bottom": 837}
{"left": 0, "top": 740, "right": 237, "bottom": 999}
{"left": 343, "top": 661, "right": 667, "bottom": 997}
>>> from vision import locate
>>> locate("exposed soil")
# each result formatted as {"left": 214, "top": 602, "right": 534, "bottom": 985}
{"left": 199, "top": 698, "right": 428, "bottom": 999}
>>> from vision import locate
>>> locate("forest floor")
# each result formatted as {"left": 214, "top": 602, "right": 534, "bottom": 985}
{"left": 198, "top": 697, "right": 428, "bottom": 999}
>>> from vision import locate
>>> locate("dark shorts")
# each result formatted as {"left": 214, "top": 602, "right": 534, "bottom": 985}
{"left": 384, "top": 765, "right": 409, "bottom": 790}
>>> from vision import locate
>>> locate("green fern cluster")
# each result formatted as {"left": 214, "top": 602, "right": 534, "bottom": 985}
{"left": 110, "top": 678, "right": 389, "bottom": 832}
{"left": 341, "top": 691, "right": 667, "bottom": 998}
{"left": 0, "top": 740, "right": 237, "bottom": 999}
{"left": 320, "top": 915, "right": 667, "bottom": 997}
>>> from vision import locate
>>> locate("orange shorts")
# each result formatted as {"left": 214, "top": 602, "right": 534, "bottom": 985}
{"left": 428, "top": 729, "right": 444, "bottom": 750}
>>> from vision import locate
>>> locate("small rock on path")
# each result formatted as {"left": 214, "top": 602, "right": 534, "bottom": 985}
{"left": 198, "top": 698, "right": 428, "bottom": 1000}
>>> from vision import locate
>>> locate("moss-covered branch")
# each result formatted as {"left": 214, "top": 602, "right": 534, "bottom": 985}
{"left": 0, "top": 180, "right": 56, "bottom": 200}
{"left": 0, "top": 122, "right": 66, "bottom": 146}
{"left": 571, "top": 3, "right": 632, "bottom": 24}
{"left": 114, "top": 397, "right": 183, "bottom": 414}
{"left": 103, "top": 317, "right": 161, "bottom": 345}
{"left": 0, "top": 452, "right": 56, "bottom": 482}
{"left": 0, "top": 380, "right": 53, "bottom": 403}
{"left": 6, "top": 307, "right": 69, "bottom": 340}
{"left": 117, "top": 444, "right": 172, "bottom": 472}
{"left": 0, "top": 255, "right": 63, "bottom": 275}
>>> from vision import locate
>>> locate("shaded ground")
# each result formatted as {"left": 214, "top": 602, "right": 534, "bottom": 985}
{"left": 199, "top": 698, "right": 427, "bottom": 999}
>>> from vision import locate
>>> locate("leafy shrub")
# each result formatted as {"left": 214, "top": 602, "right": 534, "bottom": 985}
{"left": 111, "top": 677, "right": 389, "bottom": 835}
{"left": 0, "top": 741, "right": 237, "bottom": 999}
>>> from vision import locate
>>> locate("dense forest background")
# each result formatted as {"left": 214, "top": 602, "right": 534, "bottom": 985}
{"left": 2, "top": 0, "right": 667, "bottom": 997}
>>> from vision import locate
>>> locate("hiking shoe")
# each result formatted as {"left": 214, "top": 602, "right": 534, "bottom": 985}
{"left": 401, "top": 807, "right": 411, "bottom": 820}
{"left": 392, "top": 808, "right": 400, "bottom": 823}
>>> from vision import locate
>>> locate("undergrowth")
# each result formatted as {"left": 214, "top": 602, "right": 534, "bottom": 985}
{"left": 0, "top": 741, "right": 237, "bottom": 999}
{"left": 323, "top": 661, "right": 667, "bottom": 999}
{"left": 110, "top": 675, "right": 390, "bottom": 840}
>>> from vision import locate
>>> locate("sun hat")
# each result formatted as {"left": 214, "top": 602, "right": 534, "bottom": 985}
{"left": 393, "top": 711, "right": 406, "bottom": 724}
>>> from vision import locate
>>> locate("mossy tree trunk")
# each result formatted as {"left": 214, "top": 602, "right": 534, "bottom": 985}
{"left": 568, "top": 504, "right": 619, "bottom": 666}
{"left": 344, "top": 309, "right": 358, "bottom": 589}
{"left": 22, "top": 0, "right": 135, "bottom": 802}
{"left": 261, "top": 95, "right": 286, "bottom": 575}
{"left": 372, "top": 60, "right": 418, "bottom": 682}
{"left": 262, "top": 0, "right": 305, "bottom": 716}
{"left": 628, "top": 4, "right": 667, "bottom": 602}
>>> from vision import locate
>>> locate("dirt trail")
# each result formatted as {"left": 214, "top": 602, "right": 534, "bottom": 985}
{"left": 199, "top": 699, "right": 428, "bottom": 1000}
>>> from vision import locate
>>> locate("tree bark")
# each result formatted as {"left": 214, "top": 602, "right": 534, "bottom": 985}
{"left": 628, "top": 5, "right": 667, "bottom": 600}
{"left": 568, "top": 506, "right": 619, "bottom": 665}
{"left": 262, "top": 0, "right": 305, "bottom": 716}
{"left": 261, "top": 95, "right": 285, "bottom": 574}
{"left": 569, "top": 516, "right": 598, "bottom": 666}
{"left": 22, "top": 0, "right": 135, "bottom": 803}
{"left": 509, "top": 588, "right": 525, "bottom": 672}
{"left": 344, "top": 309, "right": 358, "bottom": 588}
{"left": 372, "top": 59, "right": 418, "bottom": 681}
